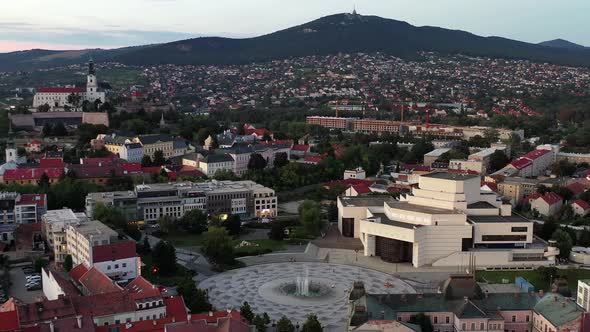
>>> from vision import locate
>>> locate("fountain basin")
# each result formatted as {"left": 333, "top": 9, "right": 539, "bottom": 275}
{"left": 258, "top": 277, "right": 347, "bottom": 306}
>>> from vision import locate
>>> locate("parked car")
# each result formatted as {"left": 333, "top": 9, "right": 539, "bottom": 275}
{"left": 25, "top": 275, "right": 41, "bottom": 282}
{"left": 26, "top": 284, "right": 41, "bottom": 291}
{"left": 25, "top": 280, "right": 40, "bottom": 288}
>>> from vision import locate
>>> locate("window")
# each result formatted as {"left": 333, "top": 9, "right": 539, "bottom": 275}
{"left": 107, "top": 265, "right": 111, "bottom": 270}
{"left": 434, "top": 317, "right": 438, "bottom": 324}
{"left": 512, "top": 316, "right": 516, "bottom": 322}
{"left": 123, "top": 263, "right": 127, "bottom": 268}
{"left": 446, "top": 317, "right": 450, "bottom": 324}
{"left": 482, "top": 235, "right": 527, "bottom": 241}
{"left": 471, "top": 323, "right": 475, "bottom": 330}
{"left": 481, "top": 323, "right": 485, "bottom": 330}
{"left": 462, "top": 324, "right": 466, "bottom": 330}
{"left": 511, "top": 227, "right": 528, "bottom": 232}
{"left": 115, "top": 320, "right": 120, "bottom": 324}
{"left": 526, "top": 316, "right": 530, "bottom": 322}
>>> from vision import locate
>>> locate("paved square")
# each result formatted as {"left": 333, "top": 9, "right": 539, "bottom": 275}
{"left": 198, "top": 262, "right": 415, "bottom": 331}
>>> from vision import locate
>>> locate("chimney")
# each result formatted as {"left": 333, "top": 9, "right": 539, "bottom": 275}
{"left": 49, "top": 321, "right": 55, "bottom": 332}
{"left": 153, "top": 320, "right": 157, "bottom": 326}
{"left": 187, "top": 314, "right": 191, "bottom": 322}
{"left": 76, "top": 315, "right": 82, "bottom": 329}
{"left": 209, "top": 311, "right": 213, "bottom": 317}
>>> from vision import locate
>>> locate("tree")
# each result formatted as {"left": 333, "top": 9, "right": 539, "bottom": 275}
{"left": 269, "top": 222, "right": 286, "bottom": 241}
{"left": 141, "top": 155, "right": 153, "bottom": 167}
{"left": 213, "top": 169, "right": 238, "bottom": 181}
{"left": 139, "top": 236, "right": 152, "bottom": 254}
{"left": 34, "top": 257, "right": 48, "bottom": 273}
{"left": 248, "top": 153, "right": 268, "bottom": 171}
{"left": 273, "top": 152, "right": 289, "bottom": 168}
{"left": 540, "top": 219, "right": 558, "bottom": 240}
{"left": 409, "top": 313, "right": 434, "bottom": 332}
{"left": 301, "top": 314, "right": 322, "bottom": 332}
{"left": 276, "top": 316, "right": 295, "bottom": 332}
{"left": 153, "top": 150, "right": 166, "bottom": 166}
{"left": 67, "top": 93, "right": 82, "bottom": 109}
{"left": 551, "top": 229, "right": 573, "bottom": 259}
{"left": 63, "top": 255, "right": 73, "bottom": 272}
{"left": 52, "top": 122, "right": 68, "bottom": 137}
{"left": 151, "top": 240, "right": 177, "bottom": 276}
{"left": 223, "top": 214, "right": 241, "bottom": 236}
{"left": 177, "top": 278, "right": 213, "bottom": 313}
{"left": 579, "top": 229, "right": 590, "bottom": 247}
{"left": 42, "top": 123, "right": 53, "bottom": 137}
{"left": 37, "top": 103, "right": 51, "bottom": 112}
{"left": 180, "top": 209, "right": 208, "bottom": 234}
{"left": 240, "top": 301, "right": 255, "bottom": 323}
{"left": 299, "top": 200, "right": 323, "bottom": 236}
{"left": 327, "top": 202, "right": 338, "bottom": 223}
{"left": 489, "top": 150, "right": 510, "bottom": 172}
{"left": 253, "top": 314, "right": 268, "bottom": 332}
{"left": 38, "top": 172, "right": 51, "bottom": 191}
{"left": 202, "top": 226, "right": 234, "bottom": 265}
{"left": 156, "top": 216, "right": 174, "bottom": 234}
{"left": 483, "top": 128, "right": 500, "bottom": 145}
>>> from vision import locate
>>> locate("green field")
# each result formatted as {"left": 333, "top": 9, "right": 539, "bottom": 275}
{"left": 477, "top": 268, "right": 590, "bottom": 292}
{"left": 158, "top": 230, "right": 206, "bottom": 248}
{"left": 233, "top": 239, "right": 287, "bottom": 256}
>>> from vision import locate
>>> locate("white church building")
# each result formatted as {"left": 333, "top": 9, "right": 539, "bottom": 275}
{"left": 32, "top": 59, "right": 105, "bottom": 110}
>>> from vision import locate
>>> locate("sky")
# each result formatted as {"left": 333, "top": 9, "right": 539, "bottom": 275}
{"left": 1, "top": 0, "right": 589, "bottom": 52}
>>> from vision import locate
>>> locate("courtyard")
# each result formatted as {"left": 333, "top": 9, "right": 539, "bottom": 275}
{"left": 198, "top": 262, "right": 415, "bottom": 331}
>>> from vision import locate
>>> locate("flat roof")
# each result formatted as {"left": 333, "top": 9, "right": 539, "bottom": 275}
{"left": 467, "top": 202, "right": 497, "bottom": 209}
{"left": 421, "top": 172, "right": 480, "bottom": 181}
{"left": 370, "top": 213, "right": 416, "bottom": 229}
{"left": 468, "top": 214, "right": 530, "bottom": 224}
{"left": 339, "top": 196, "right": 395, "bottom": 207}
{"left": 386, "top": 201, "right": 457, "bottom": 215}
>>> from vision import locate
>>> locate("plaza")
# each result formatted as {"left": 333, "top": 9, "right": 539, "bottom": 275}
{"left": 198, "top": 262, "right": 415, "bottom": 331}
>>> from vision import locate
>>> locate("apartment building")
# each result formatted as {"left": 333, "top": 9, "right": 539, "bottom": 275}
{"left": 497, "top": 177, "right": 540, "bottom": 205}
{"left": 306, "top": 116, "right": 354, "bottom": 130}
{"left": 42, "top": 208, "right": 88, "bottom": 265}
{"left": 86, "top": 180, "right": 277, "bottom": 223}
{"left": 338, "top": 172, "right": 557, "bottom": 268}
{"left": 0, "top": 192, "right": 47, "bottom": 224}
{"left": 65, "top": 219, "right": 119, "bottom": 267}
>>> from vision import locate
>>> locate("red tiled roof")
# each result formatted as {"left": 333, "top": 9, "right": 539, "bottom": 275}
{"left": 72, "top": 291, "right": 136, "bottom": 317}
{"left": 44, "top": 268, "right": 79, "bottom": 297}
{"left": 352, "top": 184, "right": 372, "bottom": 194}
{"left": 95, "top": 316, "right": 176, "bottom": 332}
{"left": 324, "top": 178, "right": 374, "bottom": 189}
{"left": 567, "top": 182, "right": 587, "bottom": 195}
{"left": 69, "top": 164, "right": 118, "bottom": 179}
{"left": 291, "top": 144, "right": 310, "bottom": 152}
{"left": 79, "top": 267, "right": 123, "bottom": 295}
{"left": 481, "top": 181, "right": 498, "bottom": 192}
{"left": 142, "top": 166, "right": 163, "bottom": 174}
{"left": 522, "top": 192, "right": 542, "bottom": 202}
{"left": 125, "top": 276, "right": 161, "bottom": 300}
{"left": 0, "top": 310, "right": 19, "bottom": 331}
{"left": 164, "top": 297, "right": 188, "bottom": 322}
{"left": 39, "top": 158, "right": 64, "bottom": 167}
{"left": 17, "top": 296, "right": 77, "bottom": 325}
{"left": 401, "top": 164, "right": 431, "bottom": 172}
{"left": 541, "top": 192, "right": 562, "bottom": 206}
{"left": 303, "top": 156, "right": 324, "bottom": 164}
{"left": 69, "top": 264, "right": 89, "bottom": 283}
{"left": 574, "top": 199, "right": 590, "bottom": 211}
{"left": 18, "top": 194, "right": 46, "bottom": 208}
{"left": 510, "top": 158, "right": 532, "bottom": 170}
{"left": 37, "top": 87, "right": 85, "bottom": 93}
{"left": 92, "top": 241, "right": 137, "bottom": 263}
{"left": 522, "top": 149, "right": 550, "bottom": 161}
{"left": 3, "top": 167, "right": 63, "bottom": 181}
{"left": 80, "top": 155, "right": 116, "bottom": 166}
{"left": 122, "top": 162, "right": 143, "bottom": 173}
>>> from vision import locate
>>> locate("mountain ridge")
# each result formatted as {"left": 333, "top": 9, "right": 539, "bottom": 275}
{"left": 1, "top": 13, "right": 590, "bottom": 71}
{"left": 538, "top": 38, "right": 587, "bottom": 50}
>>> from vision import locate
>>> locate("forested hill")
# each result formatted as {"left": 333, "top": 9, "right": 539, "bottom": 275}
{"left": 114, "top": 13, "right": 590, "bottom": 67}
{"left": 2, "top": 13, "right": 590, "bottom": 71}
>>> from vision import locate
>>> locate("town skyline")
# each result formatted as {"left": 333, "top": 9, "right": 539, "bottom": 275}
{"left": 1, "top": 0, "right": 589, "bottom": 52}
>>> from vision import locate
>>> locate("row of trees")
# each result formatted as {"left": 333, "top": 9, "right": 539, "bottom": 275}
{"left": 240, "top": 301, "right": 323, "bottom": 331}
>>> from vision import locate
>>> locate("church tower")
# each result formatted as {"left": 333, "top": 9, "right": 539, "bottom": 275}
{"left": 86, "top": 58, "right": 98, "bottom": 97}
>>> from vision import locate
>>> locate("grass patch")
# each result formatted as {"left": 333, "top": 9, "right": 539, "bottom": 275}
{"left": 477, "top": 268, "right": 590, "bottom": 292}
{"left": 233, "top": 239, "right": 287, "bottom": 257}
{"left": 158, "top": 230, "right": 206, "bottom": 248}
{"left": 140, "top": 254, "right": 194, "bottom": 287}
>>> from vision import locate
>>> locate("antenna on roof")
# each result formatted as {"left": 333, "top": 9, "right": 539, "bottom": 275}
{"left": 352, "top": 4, "right": 358, "bottom": 15}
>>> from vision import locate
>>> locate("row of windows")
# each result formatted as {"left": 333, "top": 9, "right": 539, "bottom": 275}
{"left": 106, "top": 262, "right": 127, "bottom": 270}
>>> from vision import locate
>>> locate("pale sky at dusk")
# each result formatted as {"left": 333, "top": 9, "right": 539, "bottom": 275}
{"left": 1, "top": 0, "right": 589, "bottom": 52}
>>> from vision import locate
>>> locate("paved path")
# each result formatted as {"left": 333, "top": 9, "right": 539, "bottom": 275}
{"left": 198, "top": 262, "right": 415, "bottom": 331}
{"left": 146, "top": 234, "right": 215, "bottom": 280}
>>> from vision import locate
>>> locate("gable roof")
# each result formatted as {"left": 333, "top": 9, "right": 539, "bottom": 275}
{"left": 567, "top": 181, "right": 586, "bottom": 195}
{"left": 124, "top": 276, "right": 161, "bottom": 300}
{"left": 540, "top": 192, "right": 562, "bottom": 206}
{"left": 78, "top": 267, "right": 123, "bottom": 295}
{"left": 68, "top": 264, "right": 89, "bottom": 283}
{"left": 573, "top": 199, "right": 590, "bottom": 211}
{"left": 92, "top": 240, "right": 136, "bottom": 263}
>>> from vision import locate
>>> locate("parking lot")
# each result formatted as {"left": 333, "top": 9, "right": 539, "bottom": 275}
{"left": 8, "top": 266, "right": 44, "bottom": 303}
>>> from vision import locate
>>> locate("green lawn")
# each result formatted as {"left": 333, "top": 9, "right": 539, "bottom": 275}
{"left": 233, "top": 239, "right": 287, "bottom": 256}
{"left": 477, "top": 268, "right": 590, "bottom": 292}
{"left": 158, "top": 230, "right": 206, "bottom": 248}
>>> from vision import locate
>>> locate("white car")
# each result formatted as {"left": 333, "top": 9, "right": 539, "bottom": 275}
{"left": 26, "top": 275, "right": 41, "bottom": 282}
{"left": 25, "top": 280, "right": 40, "bottom": 287}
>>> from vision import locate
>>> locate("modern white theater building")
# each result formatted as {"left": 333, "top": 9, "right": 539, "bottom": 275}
{"left": 337, "top": 172, "right": 558, "bottom": 268}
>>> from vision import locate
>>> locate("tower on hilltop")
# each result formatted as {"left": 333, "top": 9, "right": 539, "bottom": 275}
{"left": 87, "top": 57, "right": 97, "bottom": 94}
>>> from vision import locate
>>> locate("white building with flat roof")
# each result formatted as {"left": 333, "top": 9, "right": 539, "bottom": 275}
{"left": 338, "top": 172, "right": 558, "bottom": 268}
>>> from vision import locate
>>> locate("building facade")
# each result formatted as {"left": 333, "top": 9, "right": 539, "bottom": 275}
{"left": 338, "top": 172, "right": 558, "bottom": 268}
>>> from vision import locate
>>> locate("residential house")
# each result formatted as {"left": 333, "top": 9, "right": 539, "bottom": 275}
{"left": 572, "top": 200, "right": 590, "bottom": 217}
{"left": 531, "top": 192, "right": 563, "bottom": 217}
